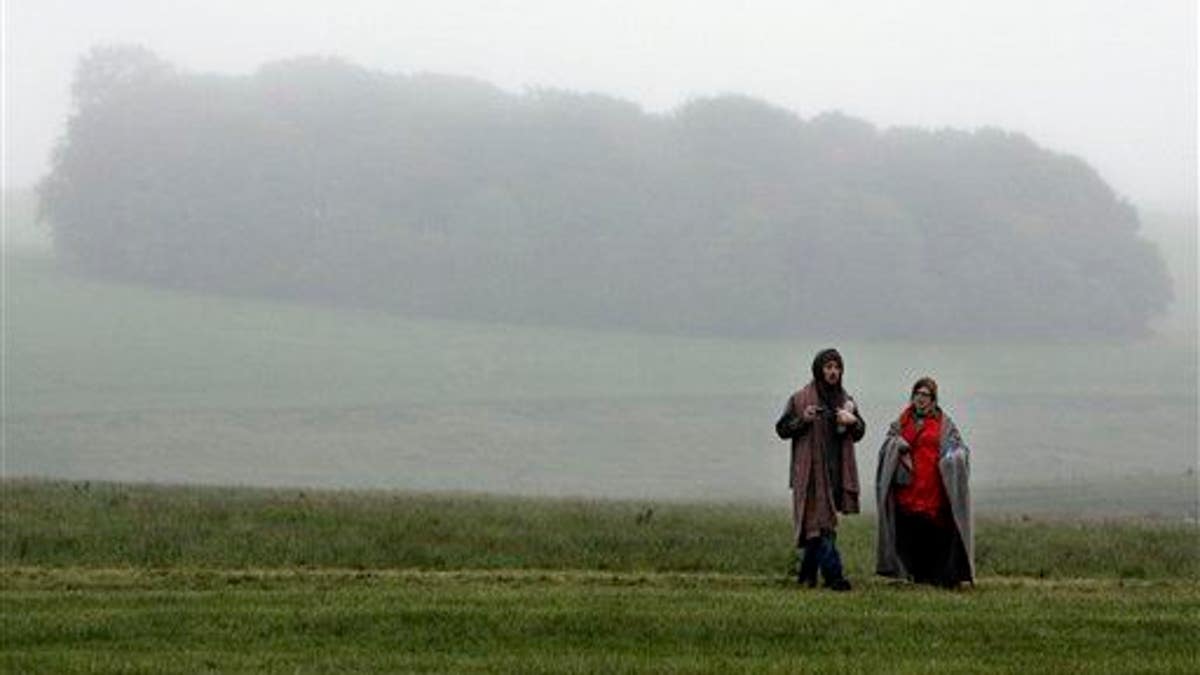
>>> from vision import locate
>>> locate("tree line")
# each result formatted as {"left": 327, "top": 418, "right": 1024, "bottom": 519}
{"left": 39, "top": 45, "right": 1172, "bottom": 338}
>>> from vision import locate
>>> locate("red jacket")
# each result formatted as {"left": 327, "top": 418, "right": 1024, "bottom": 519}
{"left": 893, "top": 406, "right": 947, "bottom": 520}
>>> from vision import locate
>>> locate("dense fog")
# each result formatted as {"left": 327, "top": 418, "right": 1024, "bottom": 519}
{"left": 4, "top": 2, "right": 1196, "bottom": 511}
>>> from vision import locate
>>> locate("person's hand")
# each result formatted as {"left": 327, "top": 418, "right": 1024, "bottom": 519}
{"left": 802, "top": 405, "right": 820, "bottom": 422}
{"left": 836, "top": 409, "right": 857, "bottom": 426}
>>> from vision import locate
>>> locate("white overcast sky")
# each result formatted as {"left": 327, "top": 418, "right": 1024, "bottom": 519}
{"left": 4, "top": 0, "right": 1197, "bottom": 210}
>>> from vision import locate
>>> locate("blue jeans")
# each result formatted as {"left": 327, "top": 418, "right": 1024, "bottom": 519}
{"left": 799, "top": 531, "right": 844, "bottom": 584}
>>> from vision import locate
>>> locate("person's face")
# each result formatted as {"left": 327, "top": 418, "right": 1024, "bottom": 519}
{"left": 822, "top": 360, "right": 842, "bottom": 386}
{"left": 912, "top": 387, "right": 934, "bottom": 413}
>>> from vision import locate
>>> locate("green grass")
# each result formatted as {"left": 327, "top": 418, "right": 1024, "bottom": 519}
{"left": 6, "top": 219, "right": 1198, "bottom": 672}
{"left": 4, "top": 480, "right": 1197, "bottom": 579}
{"left": 3, "top": 568, "right": 1197, "bottom": 673}
{"left": 3, "top": 480, "right": 1197, "bottom": 672}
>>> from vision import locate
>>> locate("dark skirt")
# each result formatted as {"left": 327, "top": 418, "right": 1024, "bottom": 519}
{"left": 894, "top": 508, "right": 972, "bottom": 586}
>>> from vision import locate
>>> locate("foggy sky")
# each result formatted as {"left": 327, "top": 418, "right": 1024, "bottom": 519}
{"left": 4, "top": 0, "right": 1196, "bottom": 211}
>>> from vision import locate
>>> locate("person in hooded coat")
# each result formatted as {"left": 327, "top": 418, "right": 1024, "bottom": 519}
{"left": 775, "top": 348, "right": 865, "bottom": 590}
{"left": 875, "top": 377, "right": 974, "bottom": 588}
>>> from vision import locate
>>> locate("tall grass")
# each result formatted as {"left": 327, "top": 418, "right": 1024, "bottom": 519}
{"left": 4, "top": 480, "right": 1196, "bottom": 579}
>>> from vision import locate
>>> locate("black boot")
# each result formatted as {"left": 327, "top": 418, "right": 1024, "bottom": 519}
{"left": 825, "top": 577, "right": 852, "bottom": 592}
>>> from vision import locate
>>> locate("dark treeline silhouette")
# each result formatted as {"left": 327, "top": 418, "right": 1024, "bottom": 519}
{"left": 40, "top": 45, "right": 1171, "bottom": 338}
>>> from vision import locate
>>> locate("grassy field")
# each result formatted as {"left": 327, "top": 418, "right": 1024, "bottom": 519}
{"left": 5, "top": 568, "right": 1196, "bottom": 674}
{"left": 3, "top": 249, "right": 1198, "bottom": 671}
{"left": 4, "top": 480, "right": 1198, "bottom": 578}
{"left": 6, "top": 253, "right": 1198, "bottom": 508}
{"left": 2, "top": 480, "right": 1198, "bottom": 673}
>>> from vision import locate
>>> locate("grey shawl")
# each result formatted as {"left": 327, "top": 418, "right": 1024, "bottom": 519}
{"left": 875, "top": 411, "right": 974, "bottom": 581}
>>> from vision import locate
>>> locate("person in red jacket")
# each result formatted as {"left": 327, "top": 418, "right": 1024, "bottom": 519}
{"left": 875, "top": 377, "right": 974, "bottom": 587}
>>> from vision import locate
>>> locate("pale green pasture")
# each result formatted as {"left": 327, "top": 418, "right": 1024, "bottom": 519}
{"left": 6, "top": 254, "right": 1197, "bottom": 510}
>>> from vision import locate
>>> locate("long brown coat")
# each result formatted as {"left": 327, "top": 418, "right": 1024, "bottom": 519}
{"left": 776, "top": 382, "right": 864, "bottom": 545}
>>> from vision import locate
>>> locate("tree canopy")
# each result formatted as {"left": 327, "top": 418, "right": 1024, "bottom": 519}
{"left": 40, "top": 46, "right": 1172, "bottom": 338}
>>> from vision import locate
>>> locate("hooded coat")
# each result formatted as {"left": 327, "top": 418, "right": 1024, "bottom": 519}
{"left": 875, "top": 411, "right": 975, "bottom": 582}
{"left": 776, "top": 351, "right": 864, "bottom": 545}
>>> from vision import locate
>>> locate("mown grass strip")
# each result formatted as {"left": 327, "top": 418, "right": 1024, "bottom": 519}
{"left": 3, "top": 567, "right": 1197, "bottom": 674}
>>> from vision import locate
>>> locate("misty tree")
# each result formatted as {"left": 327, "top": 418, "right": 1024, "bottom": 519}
{"left": 39, "top": 46, "right": 1172, "bottom": 338}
